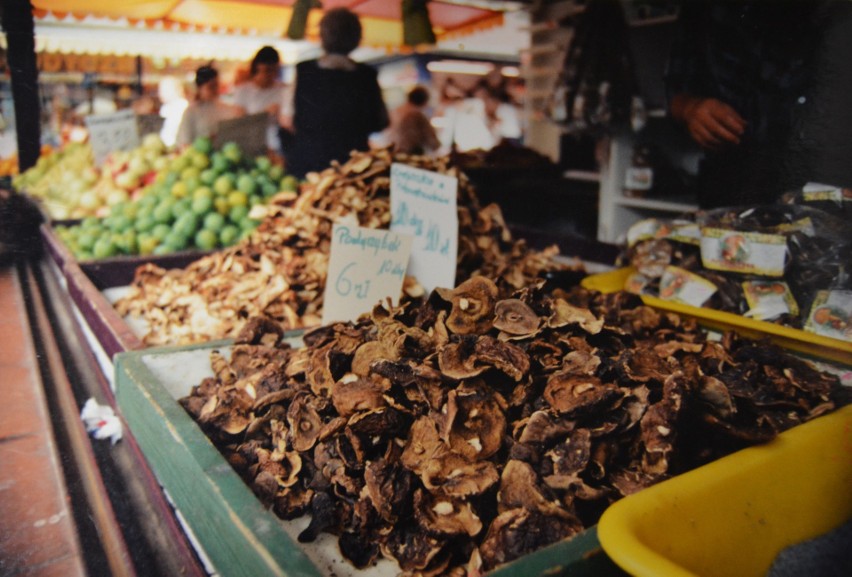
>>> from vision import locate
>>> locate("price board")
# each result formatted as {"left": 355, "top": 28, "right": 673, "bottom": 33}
{"left": 390, "top": 163, "right": 458, "bottom": 293}
{"left": 85, "top": 109, "right": 140, "bottom": 166}
{"left": 322, "top": 222, "right": 413, "bottom": 325}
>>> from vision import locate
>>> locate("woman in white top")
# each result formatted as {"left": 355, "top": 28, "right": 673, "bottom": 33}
{"left": 176, "top": 65, "right": 239, "bottom": 148}
{"left": 231, "top": 46, "right": 291, "bottom": 158}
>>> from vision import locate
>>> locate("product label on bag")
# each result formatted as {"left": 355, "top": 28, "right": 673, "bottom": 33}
{"left": 667, "top": 221, "right": 701, "bottom": 245}
{"left": 742, "top": 280, "right": 799, "bottom": 321}
{"left": 627, "top": 218, "right": 669, "bottom": 247}
{"left": 322, "top": 222, "right": 412, "bottom": 325}
{"left": 805, "top": 290, "right": 852, "bottom": 342}
{"left": 624, "top": 272, "right": 652, "bottom": 295}
{"left": 775, "top": 217, "right": 815, "bottom": 237}
{"left": 802, "top": 182, "right": 843, "bottom": 203}
{"left": 700, "top": 228, "right": 787, "bottom": 277}
{"left": 390, "top": 163, "right": 458, "bottom": 293}
{"left": 658, "top": 266, "right": 717, "bottom": 307}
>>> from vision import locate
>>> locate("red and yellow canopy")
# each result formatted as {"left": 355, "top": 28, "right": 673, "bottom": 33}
{"left": 31, "top": 0, "right": 506, "bottom": 49}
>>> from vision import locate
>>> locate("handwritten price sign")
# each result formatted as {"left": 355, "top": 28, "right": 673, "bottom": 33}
{"left": 85, "top": 109, "right": 140, "bottom": 166}
{"left": 390, "top": 163, "right": 458, "bottom": 292}
{"left": 322, "top": 223, "right": 413, "bottom": 325}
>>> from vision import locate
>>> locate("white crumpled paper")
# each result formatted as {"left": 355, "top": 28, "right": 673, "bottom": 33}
{"left": 80, "top": 397, "right": 123, "bottom": 444}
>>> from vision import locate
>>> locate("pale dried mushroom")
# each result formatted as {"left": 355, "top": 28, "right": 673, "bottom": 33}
{"left": 115, "top": 150, "right": 574, "bottom": 346}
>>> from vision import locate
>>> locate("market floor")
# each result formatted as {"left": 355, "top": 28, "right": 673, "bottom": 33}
{"left": 0, "top": 266, "right": 87, "bottom": 577}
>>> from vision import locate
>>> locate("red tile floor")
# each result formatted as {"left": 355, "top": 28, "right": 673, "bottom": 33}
{"left": 0, "top": 266, "right": 87, "bottom": 576}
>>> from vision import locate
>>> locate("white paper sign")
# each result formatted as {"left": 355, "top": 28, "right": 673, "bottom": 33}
{"left": 85, "top": 109, "right": 140, "bottom": 166}
{"left": 390, "top": 163, "right": 458, "bottom": 292}
{"left": 322, "top": 223, "right": 413, "bottom": 325}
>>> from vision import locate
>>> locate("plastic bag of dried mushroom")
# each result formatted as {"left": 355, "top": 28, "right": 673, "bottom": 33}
{"left": 180, "top": 277, "right": 850, "bottom": 575}
{"left": 114, "top": 150, "right": 573, "bottom": 346}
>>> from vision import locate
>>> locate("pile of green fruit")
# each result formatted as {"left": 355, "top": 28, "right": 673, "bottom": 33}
{"left": 55, "top": 138, "right": 298, "bottom": 259}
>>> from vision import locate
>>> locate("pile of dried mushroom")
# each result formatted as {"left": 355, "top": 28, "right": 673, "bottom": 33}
{"left": 181, "top": 278, "right": 849, "bottom": 575}
{"left": 115, "top": 150, "right": 569, "bottom": 346}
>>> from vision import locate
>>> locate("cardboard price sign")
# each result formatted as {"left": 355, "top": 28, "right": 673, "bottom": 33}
{"left": 85, "top": 109, "right": 140, "bottom": 166}
{"left": 322, "top": 223, "right": 413, "bottom": 325}
{"left": 390, "top": 163, "right": 458, "bottom": 293}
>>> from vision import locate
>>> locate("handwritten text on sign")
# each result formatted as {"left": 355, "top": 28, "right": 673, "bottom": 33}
{"left": 390, "top": 163, "right": 458, "bottom": 293}
{"left": 85, "top": 109, "right": 140, "bottom": 166}
{"left": 322, "top": 224, "right": 413, "bottom": 325}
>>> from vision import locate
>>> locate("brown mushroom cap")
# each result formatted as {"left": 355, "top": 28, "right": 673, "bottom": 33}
{"left": 438, "top": 336, "right": 530, "bottom": 382}
{"left": 442, "top": 382, "right": 507, "bottom": 461}
{"left": 287, "top": 393, "right": 324, "bottom": 452}
{"left": 477, "top": 507, "right": 583, "bottom": 571}
{"left": 414, "top": 489, "right": 483, "bottom": 537}
{"left": 331, "top": 374, "right": 388, "bottom": 417}
{"left": 493, "top": 299, "right": 541, "bottom": 337}
{"left": 544, "top": 373, "right": 623, "bottom": 416}
{"left": 548, "top": 298, "right": 604, "bottom": 334}
{"left": 436, "top": 276, "right": 499, "bottom": 335}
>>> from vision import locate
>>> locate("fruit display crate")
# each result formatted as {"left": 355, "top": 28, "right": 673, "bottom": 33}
{"left": 113, "top": 338, "right": 627, "bottom": 577}
{"left": 40, "top": 222, "right": 210, "bottom": 361}
{"left": 582, "top": 267, "right": 852, "bottom": 366}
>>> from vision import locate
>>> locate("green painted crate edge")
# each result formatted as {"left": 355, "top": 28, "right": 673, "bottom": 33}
{"left": 114, "top": 339, "right": 626, "bottom": 577}
{"left": 114, "top": 339, "right": 322, "bottom": 577}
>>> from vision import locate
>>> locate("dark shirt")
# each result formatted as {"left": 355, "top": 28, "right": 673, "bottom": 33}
{"left": 664, "top": 1, "right": 852, "bottom": 207}
{"left": 290, "top": 59, "right": 388, "bottom": 177}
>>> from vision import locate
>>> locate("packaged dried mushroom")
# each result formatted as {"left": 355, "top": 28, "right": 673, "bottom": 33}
{"left": 181, "top": 280, "right": 850, "bottom": 575}
{"left": 115, "top": 149, "right": 574, "bottom": 346}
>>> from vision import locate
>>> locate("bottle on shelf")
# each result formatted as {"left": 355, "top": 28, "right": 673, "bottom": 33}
{"left": 624, "top": 143, "right": 654, "bottom": 198}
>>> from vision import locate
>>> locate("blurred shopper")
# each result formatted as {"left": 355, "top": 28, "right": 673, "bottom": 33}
{"left": 667, "top": 0, "right": 852, "bottom": 207}
{"left": 158, "top": 76, "right": 188, "bottom": 147}
{"left": 388, "top": 85, "right": 439, "bottom": 155}
{"left": 233, "top": 46, "right": 291, "bottom": 159}
{"left": 176, "top": 65, "right": 239, "bottom": 148}
{"left": 288, "top": 8, "right": 388, "bottom": 177}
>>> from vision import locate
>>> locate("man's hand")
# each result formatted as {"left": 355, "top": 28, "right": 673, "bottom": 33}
{"left": 671, "top": 95, "right": 746, "bottom": 149}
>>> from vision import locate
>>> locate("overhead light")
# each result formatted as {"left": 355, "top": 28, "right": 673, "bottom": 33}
{"left": 426, "top": 60, "right": 495, "bottom": 75}
{"left": 501, "top": 66, "right": 520, "bottom": 77}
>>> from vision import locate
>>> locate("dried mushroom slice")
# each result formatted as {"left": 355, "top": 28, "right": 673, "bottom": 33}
{"left": 514, "top": 410, "right": 575, "bottom": 446}
{"left": 544, "top": 373, "right": 623, "bottom": 416}
{"left": 413, "top": 489, "right": 483, "bottom": 537}
{"left": 234, "top": 316, "right": 286, "bottom": 347}
{"left": 498, "top": 460, "right": 573, "bottom": 520}
{"left": 331, "top": 374, "right": 387, "bottom": 417}
{"left": 438, "top": 336, "right": 530, "bottom": 382}
{"left": 436, "top": 276, "right": 499, "bottom": 335}
{"left": 477, "top": 507, "right": 583, "bottom": 571}
{"left": 493, "top": 298, "right": 541, "bottom": 337}
{"left": 286, "top": 393, "right": 324, "bottom": 452}
{"left": 442, "top": 382, "right": 506, "bottom": 461}
{"left": 548, "top": 299, "right": 604, "bottom": 334}
{"left": 363, "top": 458, "right": 413, "bottom": 524}
{"left": 542, "top": 428, "right": 592, "bottom": 489}
{"left": 380, "top": 528, "right": 447, "bottom": 574}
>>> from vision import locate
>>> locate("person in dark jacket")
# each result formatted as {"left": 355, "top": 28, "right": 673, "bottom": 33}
{"left": 666, "top": 0, "right": 852, "bottom": 208}
{"left": 288, "top": 8, "right": 388, "bottom": 177}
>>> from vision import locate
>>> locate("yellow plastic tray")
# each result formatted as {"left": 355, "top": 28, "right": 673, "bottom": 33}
{"left": 581, "top": 267, "right": 852, "bottom": 366}
{"left": 598, "top": 405, "right": 852, "bottom": 577}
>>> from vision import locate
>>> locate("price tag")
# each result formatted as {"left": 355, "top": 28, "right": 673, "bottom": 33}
{"left": 390, "top": 163, "right": 458, "bottom": 292}
{"left": 322, "top": 223, "right": 413, "bottom": 325}
{"left": 85, "top": 109, "right": 140, "bottom": 166}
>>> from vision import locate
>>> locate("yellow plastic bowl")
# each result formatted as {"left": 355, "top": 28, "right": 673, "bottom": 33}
{"left": 598, "top": 405, "right": 852, "bottom": 577}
